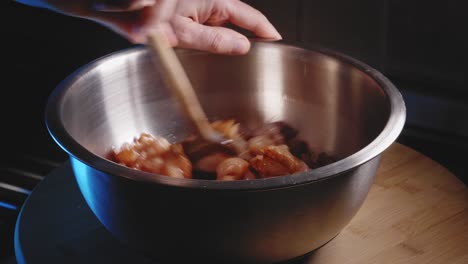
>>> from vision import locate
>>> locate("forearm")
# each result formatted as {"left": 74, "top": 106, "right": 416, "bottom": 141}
{"left": 16, "top": 0, "right": 51, "bottom": 9}
{"left": 15, "top": 0, "right": 92, "bottom": 17}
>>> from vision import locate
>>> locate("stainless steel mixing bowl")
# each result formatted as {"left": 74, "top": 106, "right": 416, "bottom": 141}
{"left": 45, "top": 40, "right": 406, "bottom": 264}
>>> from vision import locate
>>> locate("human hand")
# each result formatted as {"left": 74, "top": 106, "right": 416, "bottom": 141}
{"left": 17, "top": 0, "right": 282, "bottom": 55}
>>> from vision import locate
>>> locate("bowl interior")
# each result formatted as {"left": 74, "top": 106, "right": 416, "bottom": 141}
{"left": 51, "top": 42, "right": 394, "bottom": 182}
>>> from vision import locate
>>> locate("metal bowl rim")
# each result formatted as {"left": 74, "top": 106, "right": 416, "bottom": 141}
{"left": 45, "top": 40, "right": 406, "bottom": 191}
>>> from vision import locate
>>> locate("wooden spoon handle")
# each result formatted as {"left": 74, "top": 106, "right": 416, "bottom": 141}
{"left": 147, "top": 32, "right": 222, "bottom": 142}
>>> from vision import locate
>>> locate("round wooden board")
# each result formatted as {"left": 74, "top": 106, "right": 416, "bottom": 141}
{"left": 14, "top": 143, "right": 468, "bottom": 264}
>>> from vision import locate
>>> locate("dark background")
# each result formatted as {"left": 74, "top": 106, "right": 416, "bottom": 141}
{"left": 1, "top": 0, "right": 467, "bottom": 262}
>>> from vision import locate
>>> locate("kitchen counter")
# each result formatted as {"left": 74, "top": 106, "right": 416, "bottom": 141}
{"left": 14, "top": 143, "right": 468, "bottom": 264}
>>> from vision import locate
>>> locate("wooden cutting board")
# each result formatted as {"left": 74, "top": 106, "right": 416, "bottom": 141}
{"left": 306, "top": 143, "right": 468, "bottom": 264}
{"left": 14, "top": 143, "right": 468, "bottom": 264}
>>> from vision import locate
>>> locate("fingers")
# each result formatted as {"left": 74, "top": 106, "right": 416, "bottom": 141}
{"left": 85, "top": 0, "right": 281, "bottom": 55}
{"left": 225, "top": 0, "right": 282, "bottom": 40}
{"left": 172, "top": 17, "right": 251, "bottom": 55}
{"left": 92, "top": 0, "right": 155, "bottom": 12}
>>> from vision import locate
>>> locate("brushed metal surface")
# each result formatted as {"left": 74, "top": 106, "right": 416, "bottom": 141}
{"left": 45, "top": 40, "right": 405, "bottom": 263}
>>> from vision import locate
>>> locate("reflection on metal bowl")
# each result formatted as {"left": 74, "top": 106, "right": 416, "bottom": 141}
{"left": 45, "top": 40, "right": 405, "bottom": 264}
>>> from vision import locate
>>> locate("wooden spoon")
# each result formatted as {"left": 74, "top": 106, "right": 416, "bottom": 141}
{"left": 147, "top": 31, "right": 246, "bottom": 156}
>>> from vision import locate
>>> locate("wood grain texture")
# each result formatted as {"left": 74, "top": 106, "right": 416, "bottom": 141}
{"left": 304, "top": 143, "right": 468, "bottom": 264}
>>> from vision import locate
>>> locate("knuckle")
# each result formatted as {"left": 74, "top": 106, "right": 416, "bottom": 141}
{"left": 174, "top": 22, "right": 194, "bottom": 44}
{"left": 209, "top": 32, "right": 226, "bottom": 52}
